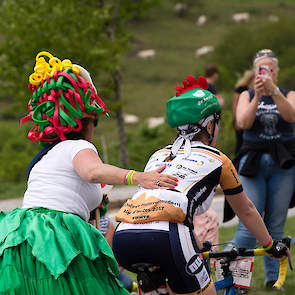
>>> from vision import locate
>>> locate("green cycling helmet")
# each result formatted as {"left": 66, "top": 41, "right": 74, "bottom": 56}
{"left": 166, "top": 75, "right": 220, "bottom": 128}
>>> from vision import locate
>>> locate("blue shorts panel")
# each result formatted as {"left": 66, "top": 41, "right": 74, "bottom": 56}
{"left": 113, "top": 224, "right": 211, "bottom": 294}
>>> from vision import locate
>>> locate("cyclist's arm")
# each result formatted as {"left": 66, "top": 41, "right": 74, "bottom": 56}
{"left": 225, "top": 191, "right": 271, "bottom": 247}
{"left": 219, "top": 152, "right": 271, "bottom": 247}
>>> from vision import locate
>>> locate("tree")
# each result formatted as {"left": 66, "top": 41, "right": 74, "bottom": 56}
{"left": 0, "top": 0, "right": 159, "bottom": 167}
{"left": 0, "top": 1, "right": 111, "bottom": 110}
{"left": 98, "top": 0, "right": 160, "bottom": 167}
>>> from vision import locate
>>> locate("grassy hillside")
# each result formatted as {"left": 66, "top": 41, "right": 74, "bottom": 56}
{"left": 122, "top": 0, "right": 295, "bottom": 117}
{"left": 2, "top": 0, "right": 295, "bottom": 197}
{"left": 96, "top": 0, "right": 295, "bottom": 165}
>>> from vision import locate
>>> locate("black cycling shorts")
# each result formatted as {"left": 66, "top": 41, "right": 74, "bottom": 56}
{"left": 113, "top": 223, "right": 212, "bottom": 294}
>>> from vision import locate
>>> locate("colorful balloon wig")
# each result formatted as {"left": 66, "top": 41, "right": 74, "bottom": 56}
{"left": 21, "top": 51, "right": 109, "bottom": 145}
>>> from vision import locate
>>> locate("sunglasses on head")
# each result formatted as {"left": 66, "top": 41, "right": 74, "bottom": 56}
{"left": 254, "top": 49, "right": 277, "bottom": 60}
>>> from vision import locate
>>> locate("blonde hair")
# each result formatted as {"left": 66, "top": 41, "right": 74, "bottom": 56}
{"left": 235, "top": 70, "right": 254, "bottom": 89}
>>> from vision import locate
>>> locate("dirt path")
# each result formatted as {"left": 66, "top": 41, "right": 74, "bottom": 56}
{"left": 1, "top": 186, "right": 295, "bottom": 228}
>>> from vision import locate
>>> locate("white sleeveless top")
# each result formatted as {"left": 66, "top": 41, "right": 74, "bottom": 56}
{"left": 23, "top": 140, "right": 102, "bottom": 221}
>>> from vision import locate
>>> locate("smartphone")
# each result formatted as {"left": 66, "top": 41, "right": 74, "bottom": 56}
{"left": 259, "top": 65, "right": 270, "bottom": 76}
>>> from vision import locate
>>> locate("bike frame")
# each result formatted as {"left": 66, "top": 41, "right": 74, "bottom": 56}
{"left": 134, "top": 238, "right": 292, "bottom": 295}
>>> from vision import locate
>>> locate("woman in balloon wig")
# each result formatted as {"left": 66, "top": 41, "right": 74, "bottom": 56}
{"left": 0, "top": 51, "right": 177, "bottom": 294}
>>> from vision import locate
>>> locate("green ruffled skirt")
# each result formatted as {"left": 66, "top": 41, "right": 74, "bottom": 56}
{"left": 0, "top": 208, "right": 129, "bottom": 295}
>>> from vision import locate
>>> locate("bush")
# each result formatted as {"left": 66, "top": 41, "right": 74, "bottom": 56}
{"left": 208, "top": 18, "right": 295, "bottom": 91}
{"left": 216, "top": 107, "right": 235, "bottom": 159}
{"left": 0, "top": 121, "right": 39, "bottom": 182}
{"left": 127, "top": 123, "right": 176, "bottom": 170}
{"left": 105, "top": 111, "right": 236, "bottom": 172}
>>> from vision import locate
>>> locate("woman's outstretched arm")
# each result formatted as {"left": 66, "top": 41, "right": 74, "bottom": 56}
{"left": 73, "top": 149, "right": 178, "bottom": 189}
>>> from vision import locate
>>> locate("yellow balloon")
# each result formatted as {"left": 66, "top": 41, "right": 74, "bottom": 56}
{"left": 34, "top": 62, "right": 49, "bottom": 75}
{"left": 29, "top": 73, "right": 43, "bottom": 86}
{"left": 62, "top": 59, "right": 73, "bottom": 69}
{"left": 49, "top": 57, "right": 62, "bottom": 71}
{"left": 72, "top": 65, "right": 80, "bottom": 75}
{"left": 36, "top": 51, "right": 53, "bottom": 61}
{"left": 30, "top": 51, "right": 78, "bottom": 84}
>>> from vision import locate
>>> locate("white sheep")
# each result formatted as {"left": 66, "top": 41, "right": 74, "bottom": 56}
{"left": 137, "top": 49, "right": 156, "bottom": 59}
{"left": 195, "top": 46, "right": 214, "bottom": 57}
{"left": 232, "top": 12, "right": 249, "bottom": 23}
{"left": 269, "top": 15, "right": 279, "bottom": 23}
{"left": 196, "top": 15, "right": 207, "bottom": 26}
{"left": 147, "top": 117, "right": 165, "bottom": 128}
{"left": 174, "top": 3, "right": 187, "bottom": 17}
{"left": 124, "top": 114, "right": 139, "bottom": 124}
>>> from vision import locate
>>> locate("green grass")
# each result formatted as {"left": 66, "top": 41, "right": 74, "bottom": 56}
{"left": 109, "top": 0, "right": 295, "bottom": 159}
{"left": 0, "top": 181, "right": 26, "bottom": 200}
{"left": 127, "top": 216, "right": 295, "bottom": 294}
{"left": 122, "top": 0, "right": 295, "bottom": 117}
{"left": 2, "top": 1, "right": 295, "bottom": 166}
{"left": 2, "top": 0, "right": 295, "bottom": 191}
{"left": 218, "top": 218, "right": 295, "bottom": 294}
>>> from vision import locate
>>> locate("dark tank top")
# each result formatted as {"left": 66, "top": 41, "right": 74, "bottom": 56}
{"left": 243, "top": 89, "right": 295, "bottom": 143}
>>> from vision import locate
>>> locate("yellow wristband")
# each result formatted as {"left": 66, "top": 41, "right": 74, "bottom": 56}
{"left": 126, "top": 170, "right": 135, "bottom": 185}
{"left": 130, "top": 171, "right": 136, "bottom": 185}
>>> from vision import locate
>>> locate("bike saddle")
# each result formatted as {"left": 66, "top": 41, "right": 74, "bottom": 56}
{"left": 130, "top": 263, "right": 167, "bottom": 293}
{"left": 130, "top": 263, "right": 161, "bottom": 273}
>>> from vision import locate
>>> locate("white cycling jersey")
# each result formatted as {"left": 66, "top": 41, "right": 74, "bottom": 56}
{"left": 116, "top": 141, "right": 242, "bottom": 229}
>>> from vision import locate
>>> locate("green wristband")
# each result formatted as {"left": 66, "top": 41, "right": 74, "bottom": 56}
{"left": 126, "top": 170, "right": 135, "bottom": 185}
{"left": 264, "top": 240, "right": 274, "bottom": 251}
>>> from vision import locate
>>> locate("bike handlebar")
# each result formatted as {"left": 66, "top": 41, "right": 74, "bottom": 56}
{"left": 202, "top": 248, "right": 290, "bottom": 291}
{"left": 252, "top": 249, "right": 287, "bottom": 291}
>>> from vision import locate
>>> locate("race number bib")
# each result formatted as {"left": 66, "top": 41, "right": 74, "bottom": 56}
{"left": 213, "top": 257, "right": 254, "bottom": 289}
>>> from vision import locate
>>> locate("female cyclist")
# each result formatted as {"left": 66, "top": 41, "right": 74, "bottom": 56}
{"left": 113, "top": 75, "right": 288, "bottom": 295}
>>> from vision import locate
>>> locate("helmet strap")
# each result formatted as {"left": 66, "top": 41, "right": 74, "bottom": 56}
{"left": 169, "top": 112, "right": 220, "bottom": 158}
{"left": 170, "top": 124, "right": 201, "bottom": 158}
{"left": 204, "top": 113, "right": 220, "bottom": 146}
